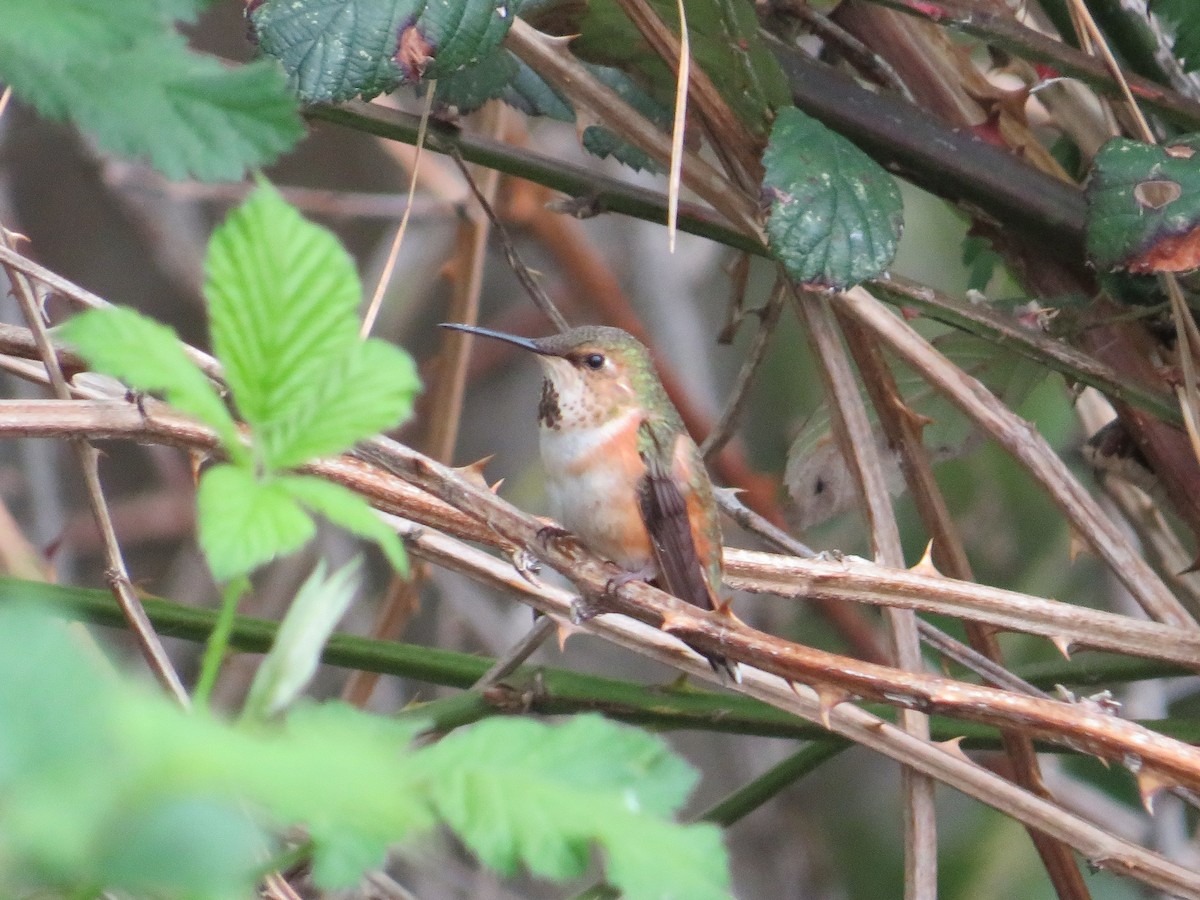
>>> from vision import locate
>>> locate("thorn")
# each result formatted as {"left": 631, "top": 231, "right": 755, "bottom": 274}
{"left": 453, "top": 454, "right": 494, "bottom": 490}
{"left": 554, "top": 616, "right": 584, "bottom": 651}
{"left": 188, "top": 450, "right": 204, "bottom": 486}
{"left": 936, "top": 735, "right": 971, "bottom": 762}
{"left": 489, "top": 477, "right": 505, "bottom": 493}
{"left": 813, "top": 684, "right": 852, "bottom": 729}
{"left": 1050, "top": 635, "right": 1074, "bottom": 660}
{"left": 659, "top": 609, "right": 693, "bottom": 634}
{"left": 1178, "top": 554, "right": 1200, "bottom": 576}
{"left": 910, "top": 541, "right": 941, "bottom": 577}
{"left": 1, "top": 227, "right": 29, "bottom": 244}
{"left": 712, "top": 486, "right": 745, "bottom": 504}
{"left": 712, "top": 597, "right": 746, "bottom": 627}
{"left": 1135, "top": 767, "right": 1173, "bottom": 814}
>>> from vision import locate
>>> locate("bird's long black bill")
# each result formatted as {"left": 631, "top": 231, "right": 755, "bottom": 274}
{"left": 439, "top": 322, "right": 543, "bottom": 354}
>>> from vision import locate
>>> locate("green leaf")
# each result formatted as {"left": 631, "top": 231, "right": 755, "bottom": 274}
{"left": 204, "top": 181, "right": 361, "bottom": 435}
{"left": 0, "top": 602, "right": 730, "bottom": 897}
{"left": 95, "top": 797, "right": 267, "bottom": 898}
{"left": 417, "top": 0, "right": 521, "bottom": 81}
{"left": 0, "top": 0, "right": 165, "bottom": 59}
{"left": 250, "top": 0, "right": 413, "bottom": 102}
{"left": 428, "top": 50, "right": 520, "bottom": 115}
{"left": 1156, "top": 0, "right": 1200, "bottom": 72}
{"left": 279, "top": 475, "right": 408, "bottom": 573}
{"left": 244, "top": 559, "right": 362, "bottom": 720}
{"left": 415, "top": 716, "right": 732, "bottom": 899}
{"left": 266, "top": 337, "right": 420, "bottom": 469}
{"left": 251, "top": 0, "right": 520, "bottom": 101}
{"left": 0, "top": 24, "right": 302, "bottom": 182}
{"left": 58, "top": 306, "right": 244, "bottom": 462}
{"left": 763, "top": 107, "right": 904, "bottom": 288}
{"left": 562, "top": 0, "right": 789, "bottom": 142}
{"left": 197, "top": 465, "right": 314, "bottom": 582}
{"left": 580, "top": 65, "right": 671, "bottom": 173}
{"left": 1085, "top": 134, "right": 1200, "bottom": 274}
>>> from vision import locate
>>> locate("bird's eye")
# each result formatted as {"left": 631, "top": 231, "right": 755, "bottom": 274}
{"left": 583, "top": 353, "right": 605, "bottom": 370}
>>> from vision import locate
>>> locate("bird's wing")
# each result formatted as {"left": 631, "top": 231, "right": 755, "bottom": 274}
{"left": 635, "top": 420, "right": 719, "bottom": 613}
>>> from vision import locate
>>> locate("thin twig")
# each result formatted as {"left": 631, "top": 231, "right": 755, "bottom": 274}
{"left": 837, "top": 308, "right": 1091, "bottom": 898}
{"left": 447, "top": 149, "right": 569, "bottom": 333}
{"left": 470, "top": 615, "right": 558, "bottom": 689}
{"left": 700, "top": 279, "right": 785, "bottom": 462}
{"left": 837, "top": 285, "right": 1196, "bottom": 630}
{"left": 0, "top": 230, "right": 189, "bottom": 704}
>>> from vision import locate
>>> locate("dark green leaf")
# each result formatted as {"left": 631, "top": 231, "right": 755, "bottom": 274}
{"left": 279, "top": 476, "right": 408, "bottom": 573}
{"left": 562, "top": 0, "right": 789, "bottom": 141}
{"left": 251, "top": 0, "right": 413, "bottom": 102}
{"left": 502, "top": 55, "right": 574, "bottom": 121}
{"left": 251, "top": 0, "right": 519, "bottom": 101}
{"left": 427, "top": 50, "right": 519, "bottom": 115}
{"left": 763, "top": 107, "right": 904, "bottom": 288}
{"left": 1156, "top": 0, "right": 1200, "bottom": 72}
{"left": 418, "top": 0, "right": 521, "bottom": 80}
{"left": 580, "top": 65, "right": 670, "bottom": 173}
{"left": 58, "top": 306, "right": 243, "bottom": 462}
{"left": 1085, "top": 134, "right": 1200, "bottom": 273}
{"left": 196, "top": 466, "right": 314, "bottom": 582}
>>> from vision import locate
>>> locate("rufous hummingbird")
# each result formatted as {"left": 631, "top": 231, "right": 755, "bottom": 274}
{"left": 441, "top": 323, "right": 736, "bottom": 679}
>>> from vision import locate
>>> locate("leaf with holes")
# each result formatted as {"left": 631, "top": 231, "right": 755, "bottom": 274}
{"left": 763, "top": 108, "right": 904, "bottom": 288}
{"left": 1086, "top": 134, "right": 1200, "bottom": 273}
{"left": 250, "top": 0, "right": 520, "bottom": 102}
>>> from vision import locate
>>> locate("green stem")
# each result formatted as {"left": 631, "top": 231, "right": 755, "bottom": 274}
{"left": 7, "top": 577, "right": 1200, "bottom": 744}
{"left": 194, "top": 576, "right": 249, "bottom": 708}
{"left": 699, "top": 738, "right": 851, "bottom": 827}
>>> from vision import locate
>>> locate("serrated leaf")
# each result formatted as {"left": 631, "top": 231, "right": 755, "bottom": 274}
{"left": 244, "top": 559, "right": 362, "bottom": 720}
{"left": 415, "top": 716, "right": 731, "bottom": 899}
{"left": 58, "top": 307, "right": 244, "bottom": 462}
{"left": 502, "top": 55, "right": 574, "bottom": 121}
{"left": 0, "top": 0, "right": 165, "bottom": 59}
{"left": 416, "top": 0, "right": 520, "bottom": 80}
{"left": 1157, "top": 0, "right": 1200, "bottom": 72}
{"left": 428, "top": 49, "right": 519, "bottom": 115}
{"left": 252, "top": 0, "right": 519, "bottom": 101}
{"left": 251, "top": 0, "right": 414, "bottom": 102}
{"left": 278, "top": 476, "right": 408, "bottom": 573}
{"left": 197, "top": 465, "right": 314, "bottom": 582}
{"left": 1085, "top": 134, "right": 1200, "bottom": 273}
{"left": 580, "top": 65, "right": 670, "bottom": 173}
{"left": 763, "top": 107, "right": 904, "bottom": 288}
{"left": 1, "top": 27, "right": 302, "bottom": 182}
{"left": 263, "top": 337, "right": 420, "bottom": 470}
{"left": 561, "top": 0, "right": 789, "bottom": 142}
{"left": 205, "top": 181, "right": 361, "bottom": 434}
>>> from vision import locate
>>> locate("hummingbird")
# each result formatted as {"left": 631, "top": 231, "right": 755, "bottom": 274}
{"left": 441, "top": 323, "right": 736, "bottom": 679}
